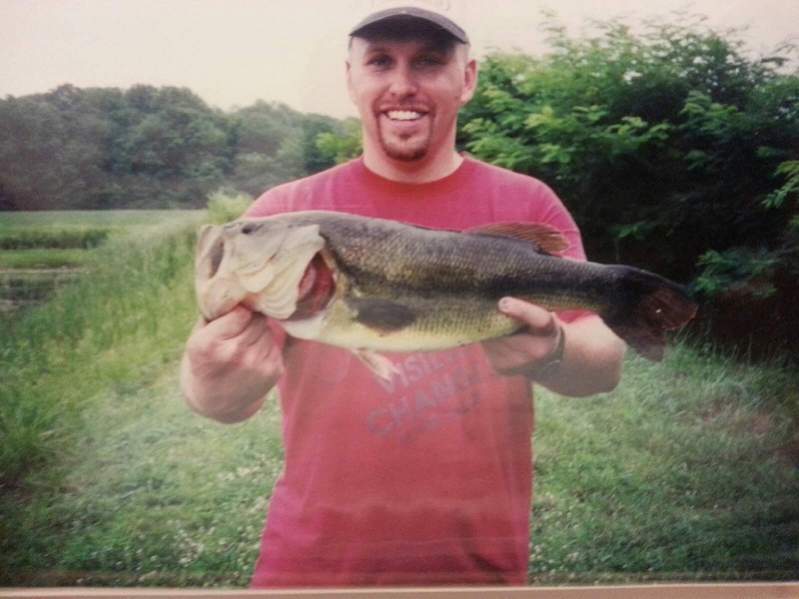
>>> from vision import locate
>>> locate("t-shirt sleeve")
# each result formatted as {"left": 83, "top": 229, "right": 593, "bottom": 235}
{"left": 245, "top": 185, "right": 292, "bottom": 218}
{"left": 529, "top": 181, "right": 593, "bottom": 323}
{"left": 529, "top": 181, "right": 586, "bottom": 262}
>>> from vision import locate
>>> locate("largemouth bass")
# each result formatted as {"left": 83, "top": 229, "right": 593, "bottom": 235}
{"left": 195, "top": 211, "right": 697, "bottom": 377}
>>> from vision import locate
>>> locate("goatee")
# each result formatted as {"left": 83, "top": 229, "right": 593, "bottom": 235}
{"left": 378, "top": 124, "right": 430, "bottom": 161}
{"left": 381, "top": 141, "right": 428, "bottom": 161}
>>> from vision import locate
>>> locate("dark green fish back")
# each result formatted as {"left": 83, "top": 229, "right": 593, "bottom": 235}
{"left": 312, "top": 212, "right": 612, "bottom": 309}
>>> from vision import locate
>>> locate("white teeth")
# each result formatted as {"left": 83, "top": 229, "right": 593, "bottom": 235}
{"left": 386, "top": 110, "right": 423, "bottom": 121}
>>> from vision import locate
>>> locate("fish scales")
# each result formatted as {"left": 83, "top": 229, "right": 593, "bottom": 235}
{"left": 318, "top": 214, "right": 609, "bottom": 303}
{"left": 284, "top": 213, "right": 626, "bottom": 346}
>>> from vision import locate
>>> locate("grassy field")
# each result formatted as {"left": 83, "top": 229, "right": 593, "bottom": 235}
{"left": 1, "top": 202, "right": 797, "bottom": 587}
{"left": 0, "top": 249, "right": 92, "bottom": 270}
{"left": 0, "top": 210, "right": 201, "bottom": 230}
{"left": 0, "top": 210, "right": 205, "bottom": 314}
{"left": 532, "top": 346, "right": 799, "bottom": 583}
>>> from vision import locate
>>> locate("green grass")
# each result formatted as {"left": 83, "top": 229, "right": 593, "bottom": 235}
{"left": 0, "top": 210, "right": 204, "bottom": 250}
{"left": 3, "top": 337, "right": 796, "bottom": 586}
{"left": 531, "top": 344, "right": 799, "bottom": 584}
{"left": 0, "top": 213, "right": 208, "bottom": 487}
{"left": 1, "top": 200, "right": 797, "bottom": 586}
{"left": 0, "top": 210, "right": 201, "bottom": 231}
{"left": 0, "top": 209, "right": 208, "bottom": 314}
{"left": 1, "top": 199, "right": 261, "bottom": 586}
{"left": 0, "top": 249, "right": 91, "bottom": 270}
{"left": 3, "top": 368, "right": 282, "bottom": 587}
{"left": 0, "top": 228, "right": 110, "bottom": 249}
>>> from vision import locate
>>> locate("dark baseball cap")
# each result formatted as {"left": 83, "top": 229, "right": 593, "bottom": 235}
{"left": 349, "top": 6, "right": 469, "bottom": 44}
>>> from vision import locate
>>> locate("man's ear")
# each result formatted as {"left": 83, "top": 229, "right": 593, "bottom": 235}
{"left": 460, "top": 58, "right": 478, "bottom": 105}
{"left": 346, "top": 60, "right": 356, "bottom": 104}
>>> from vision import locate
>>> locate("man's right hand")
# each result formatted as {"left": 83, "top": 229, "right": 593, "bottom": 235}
{"left": 180, "top": 306, "right": 284, "bottom": 424}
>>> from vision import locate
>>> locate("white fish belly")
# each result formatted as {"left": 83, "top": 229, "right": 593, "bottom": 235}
{"left": 279, "top": 300, "right": 519, "bottom": 352}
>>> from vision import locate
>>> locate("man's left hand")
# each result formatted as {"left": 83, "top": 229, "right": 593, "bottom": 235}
{"left": 482, "top": 297, "right": 565, "bottom": 379}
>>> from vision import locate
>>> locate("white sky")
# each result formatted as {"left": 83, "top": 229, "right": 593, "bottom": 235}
{"left": 1, "top": 0, "right": 797, "bottom": 118}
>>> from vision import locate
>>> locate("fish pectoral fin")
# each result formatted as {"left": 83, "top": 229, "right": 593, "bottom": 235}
{"left": 350, "top": 298, "right": 417, "bottom": 334}
{"left": 352, "top": 349, "right": 400, "bottom": 381}
{"left": 464, "top": 222, "right": 569, "bottom": 255}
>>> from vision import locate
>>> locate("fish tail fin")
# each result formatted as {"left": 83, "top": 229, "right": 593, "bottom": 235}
{"left": 601, "top": 266, "right": 698, "bottom": 361}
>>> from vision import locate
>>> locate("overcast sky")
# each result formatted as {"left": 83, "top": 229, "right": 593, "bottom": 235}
{"left": 2, "top": 0, "right": 797, "bottom": 118}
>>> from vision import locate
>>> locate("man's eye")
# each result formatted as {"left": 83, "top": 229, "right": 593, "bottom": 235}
{"left": 368, "top": 56, "right": 392, "bottom": 68}
{"left": 414, "top": 56, "right": 444, "bottom": 69}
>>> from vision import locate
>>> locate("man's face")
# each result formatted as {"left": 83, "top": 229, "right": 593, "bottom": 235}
{"left": 347, "top": 34, "right": 477, "bottom": 163}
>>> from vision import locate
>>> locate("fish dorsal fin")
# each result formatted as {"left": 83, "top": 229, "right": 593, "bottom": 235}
{"left": 464, "top": 222, "right": 569, "bottom": 255}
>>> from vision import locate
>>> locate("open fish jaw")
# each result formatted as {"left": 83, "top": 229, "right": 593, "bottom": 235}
{"left": 195, "top": 220, "right": 324, "bottom": 321}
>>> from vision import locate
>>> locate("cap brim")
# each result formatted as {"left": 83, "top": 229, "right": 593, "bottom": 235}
{"left": 349, "top": 7, "right": 468, "bottom": 44}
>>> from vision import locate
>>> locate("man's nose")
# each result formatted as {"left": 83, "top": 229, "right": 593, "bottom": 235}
{"left": 387, "top": 64, "right": 418, "bottom": 97}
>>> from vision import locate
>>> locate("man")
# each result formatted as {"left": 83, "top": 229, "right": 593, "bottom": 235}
{"left": 181, "top": 6, "right": 626, "bottom": 587}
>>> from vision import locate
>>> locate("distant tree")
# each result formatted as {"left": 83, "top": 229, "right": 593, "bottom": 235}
{"left": 315, "top": 118, "right": 362, "bottom": 165}
{"left": 299, "top": 113, "right": 346, "bottom": 173}
{"left": 227, "top": 101, "right": 307, "bottom": 195}
{"left": 226, "top": 103, "right": 353, "bottom": 196}
{"left": 0, "top": 85, "right": 111, "bottom": 210}
{"left": 0, "top": 85, "right": 238, "bottom": 209}
{"left": 108, "top": 86, "right": 237, "bottom": 208}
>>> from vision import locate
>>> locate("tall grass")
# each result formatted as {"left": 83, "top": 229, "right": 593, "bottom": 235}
{"left": 0, "top": 215, "right": 206, "bottom": 488}
{"left": 0, "top": 210, "right": 202, "bottom": 230}
{"left": 0, "top": 249, "right": 90, "bottom": 270}
{"left": 0, "top": 202, "right": 244, "bottom": 487}
{"left": 531, "top": 342, "right": 799, "bottom": 583}
{"left": 0, "top": 228, "right": 109, "bottom": 249}
{"left": 205, "top": 190, "right": 251, "bottom": 223}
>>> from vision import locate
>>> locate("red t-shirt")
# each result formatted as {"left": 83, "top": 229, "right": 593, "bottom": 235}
{"left": 246, "top": 156, "right": 587, "bottom": 587}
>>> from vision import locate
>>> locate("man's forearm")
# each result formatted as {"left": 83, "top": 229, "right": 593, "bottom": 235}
{"left": 180, "top": 352, "right": 273, "bottom": 424}
{"left": 535, "top": 315, "right": 625, "bottom": 397}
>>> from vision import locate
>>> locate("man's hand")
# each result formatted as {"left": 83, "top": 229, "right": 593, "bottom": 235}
{"left": 482, "top": 297, "right": 626, "bottom": 397}
{"left": 482, "top": 297, "right": 564, "bottom": 379}
{"left": 180, "top": 306, "right": 284, "bottom": 423}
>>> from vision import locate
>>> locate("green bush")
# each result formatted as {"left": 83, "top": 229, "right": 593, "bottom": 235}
{"left": 205, "top": 190, "right": 252, "bottom": 223}
{"left": 458, "top": 14, "right": 799, "bottom": 290}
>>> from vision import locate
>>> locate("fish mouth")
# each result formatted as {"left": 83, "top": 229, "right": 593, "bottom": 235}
{"left": 206, "top": 234, "right": 225, "bottom": 279}
{"left": 288, "top": 252, "right": 335, "bottom": 321}
{"left": 196, "top": 225, "right": 225, "bottom": 280}
{"left": 195, "top": 220, "right": 327, "bottom": 322}
{"left": 195, "top": 224, "right": 241, "bottom": 321}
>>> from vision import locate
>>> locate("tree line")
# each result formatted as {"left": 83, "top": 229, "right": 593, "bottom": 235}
{"left": 0, "top": 84, "right": 356, "bottom": 211}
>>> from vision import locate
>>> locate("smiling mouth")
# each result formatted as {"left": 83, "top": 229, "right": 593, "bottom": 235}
{"left": 384, "top": 109, "right": 427, "bottom": 122}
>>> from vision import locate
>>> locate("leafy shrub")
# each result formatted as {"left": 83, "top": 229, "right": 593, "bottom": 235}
{"left": 206, "top": 190, "right": 252, "bottom": 223}
{"left": 458, "top": 14, "right": 798, "bottom": 278}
